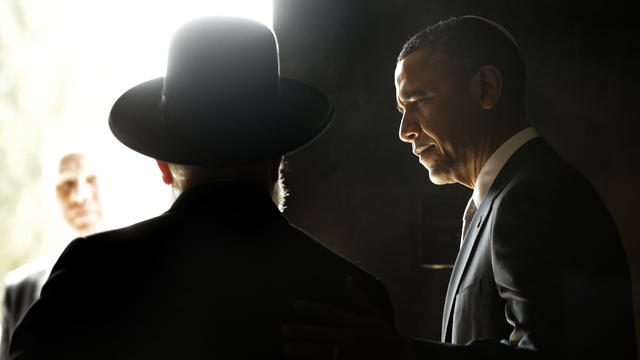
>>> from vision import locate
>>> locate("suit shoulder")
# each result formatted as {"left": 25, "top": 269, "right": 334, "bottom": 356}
{"left": 490, "top": 142, "right": 624, "bottom": 270}
{"left": 504, "top": 141, "right": 598, "bottom": 197}
{"left": 284, "top": 224, "right": 381, "bottom": 278}
{"left": 4, "top": 252, "right": 59, "bottom": 288}
{"left": 63, "top": 211, "right": 175, "bottom": 255}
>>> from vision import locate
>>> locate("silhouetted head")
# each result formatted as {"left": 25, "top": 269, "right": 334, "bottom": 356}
{"left": 109, "top": 17, "right": 333, "bottom": 208}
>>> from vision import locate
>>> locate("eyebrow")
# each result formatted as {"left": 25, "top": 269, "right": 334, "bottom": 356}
{"left": 398, "top": 90, "right": 427, "bottom": 102}
{"left": 396, "top": 89, "right": 428, "bottom": 113}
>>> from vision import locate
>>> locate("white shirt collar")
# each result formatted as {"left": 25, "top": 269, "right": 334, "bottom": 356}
{"left": 472, "top": 127, "right": 538, "bottom": 207}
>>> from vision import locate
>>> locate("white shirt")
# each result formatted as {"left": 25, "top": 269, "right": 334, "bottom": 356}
{"left": 460, "top": 127, "right": 538, "bottom": 248}
{"left": 472, "top": 127, "right": 539, "bottom": 208}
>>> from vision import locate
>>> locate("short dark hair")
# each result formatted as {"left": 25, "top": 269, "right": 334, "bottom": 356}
{"left": 398, "top": 16, "right": 526, "bottom": 113}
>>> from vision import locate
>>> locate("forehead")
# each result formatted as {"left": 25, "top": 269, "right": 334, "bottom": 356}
{"left": 394, "top": 49, "right": 451, "bottom": 95}
{"left": 57, "top": 154, "right": 97, "bottom": 177}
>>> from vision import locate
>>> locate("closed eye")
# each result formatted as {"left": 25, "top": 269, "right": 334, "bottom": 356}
{"left": 402, "top": 97, "right": 429, "bottom": 111}
{"left": 412, "top": 96, "right": 432, "bottom": 105}
{"left": 397, "top": 94, "right": 431, "bottom": 114}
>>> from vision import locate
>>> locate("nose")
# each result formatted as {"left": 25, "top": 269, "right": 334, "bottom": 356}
{"left": 70, "top": 181, "right": 92, "bottom": 204}
{"left": 399, "top": 111, "right": 420, "bottom": 143}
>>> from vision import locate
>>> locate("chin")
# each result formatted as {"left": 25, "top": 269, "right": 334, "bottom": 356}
{"left": 427, "top": 169, "right": 455, "bottom": 185}
{"left": 420, "top": 157, "right": 457, "bottom": 184}
{"left": 71, "top": 217, "right": 101, "bottom": 233}
{"left": 428, "top": 176, "right": 451, "bottom": 185}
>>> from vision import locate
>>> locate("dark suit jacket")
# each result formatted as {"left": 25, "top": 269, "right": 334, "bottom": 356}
{"left": 9, "top": 183, "right": 393, "bottom": 359}
{"left": 1, "top": 254, "right": 57, "bottom": 360}
{"left": 414, "top": 138, "right": 636, "bottom": 359}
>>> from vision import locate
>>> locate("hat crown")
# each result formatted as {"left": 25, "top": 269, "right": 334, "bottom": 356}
{"left": 162, "top": 17, "right": 280, "bottom": 122}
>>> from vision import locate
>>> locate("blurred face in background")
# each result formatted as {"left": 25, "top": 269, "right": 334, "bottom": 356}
{"left": 56, "top": 153, "right": 103, "bottom": 235}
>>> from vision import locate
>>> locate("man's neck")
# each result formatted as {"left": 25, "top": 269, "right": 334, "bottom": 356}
{"left": 171, "top": 178, "right": 274, "bottom": 202}
{"left": 462, "top": 121, "right": 528, "bottom": 189}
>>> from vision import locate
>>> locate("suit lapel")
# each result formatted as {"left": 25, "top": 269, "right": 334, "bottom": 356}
{"left": 439, "top": 137, "right": 546, "bottom": 342}
{"left": 440, "top": 197, "right": 491, "bottom": 341}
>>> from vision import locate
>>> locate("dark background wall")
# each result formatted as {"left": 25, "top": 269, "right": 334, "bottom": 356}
{"left": 274, "top": 0, "right": 640, "bottom": 346}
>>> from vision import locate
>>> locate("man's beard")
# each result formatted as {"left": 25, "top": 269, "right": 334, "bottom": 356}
{"left": 271, "top": 160, "right": 288, "bottom": 212}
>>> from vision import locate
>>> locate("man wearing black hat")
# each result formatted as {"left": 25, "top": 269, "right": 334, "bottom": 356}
{"left": 8, "top": 17, "right": 393, "bottom": 359}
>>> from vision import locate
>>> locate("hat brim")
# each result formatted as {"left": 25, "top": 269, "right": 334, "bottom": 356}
{"left": 109, "top": 77, "right": 333, "bottom": 166}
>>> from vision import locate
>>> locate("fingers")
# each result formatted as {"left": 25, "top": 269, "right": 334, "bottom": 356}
{"left": 282, "top": 279, "right": 403, "bottom": 360}
{"left": 344, "top": 277, "right": 382, "bottom": 316}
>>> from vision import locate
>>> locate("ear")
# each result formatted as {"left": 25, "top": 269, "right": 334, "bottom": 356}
{"left": 156, "top": 161, "right": 174, "bottom": 185}
{"left": 474, "top": 65, "right": 503, "bottom": 110}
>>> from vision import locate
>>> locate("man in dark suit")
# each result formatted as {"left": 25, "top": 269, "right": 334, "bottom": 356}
{"left": 8, "top": 17, "right": 393, "bottom": 359}
{"left": 1, "top": 152, "right": 104, "bottom": 360}
{"left": 283, "top": 16, "right": 636, "bottom": 359}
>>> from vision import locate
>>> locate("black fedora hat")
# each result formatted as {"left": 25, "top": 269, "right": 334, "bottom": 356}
{"left": 109, "top": 16, "right": 332, "bottom": 166}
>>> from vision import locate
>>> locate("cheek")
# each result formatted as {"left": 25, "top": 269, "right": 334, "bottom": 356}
{"left": 415, "top": 109, "right": 438, "bottom": 136}
{"left": 416, "top": 109, "right": 449, "bottom": 147}
{"left": 60, "top": 202, "right": 73, "bottom": 217}
{"left": 438, "top": 101, "right": 472, "bottom": 145}
{"left": 57, "top": 194, "right": 68, "bottom": 206}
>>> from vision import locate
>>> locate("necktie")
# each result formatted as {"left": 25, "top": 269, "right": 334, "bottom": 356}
{"left": 461, "top": 198, "right": 477, "bottom": 248}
